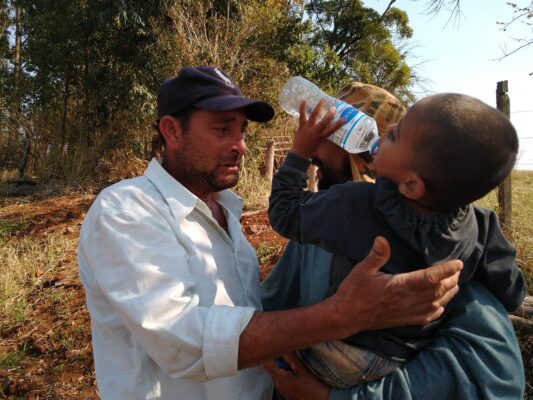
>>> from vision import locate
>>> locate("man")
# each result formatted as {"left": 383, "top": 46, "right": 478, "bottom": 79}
{"left": 261, "top": 83, "right": 525, "bottom": 399}
{"left": 77, "top": 67, "right": 461, "bottom": 400}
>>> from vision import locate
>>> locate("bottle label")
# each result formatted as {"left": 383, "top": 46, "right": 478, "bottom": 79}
{"left": 334, "top": 101, "right": 367, "bottom": 148}
{"left": 342, "top": 112, "right": 366, "bottom": 144}
{"left": 339, "top": 106, "right": 360, "bottom": 123}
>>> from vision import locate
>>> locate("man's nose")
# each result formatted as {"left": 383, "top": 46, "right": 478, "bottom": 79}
{"left": 230, "top": 131, "right": 247, "bottom": 155}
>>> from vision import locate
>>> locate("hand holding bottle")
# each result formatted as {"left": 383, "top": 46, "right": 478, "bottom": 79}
{"left": 280, "top": 76, "right": 380, "bottom": 154}
{"left": 291, "top": 99, "right": 346, "bottom": 159}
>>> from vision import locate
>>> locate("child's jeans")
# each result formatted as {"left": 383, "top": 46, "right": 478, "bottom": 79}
{"left": 299, "top": 340, "right": 404, "bottom": 389}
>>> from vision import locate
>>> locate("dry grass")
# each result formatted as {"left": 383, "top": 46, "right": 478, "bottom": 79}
{"left": 0, "top": 232, "right": 77, "bottom": 322}
{"left": 475, "top": 170, "right": 533, "bottom": 286}
{"left": 235, "top": 164, "right": 272, "bottom": 212}
{"left": 0, "top": 169, "right": 19, "bottom": 182}
{"left": 0, "top": 167, "right": 530, "bottom": 398}
{"left": 476, "top": 170, "right": 533, "bottom": 398}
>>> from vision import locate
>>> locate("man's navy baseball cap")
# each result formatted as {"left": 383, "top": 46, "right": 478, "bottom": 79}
{"left": 157, "top": 66, "right": 275, "bottom": 122}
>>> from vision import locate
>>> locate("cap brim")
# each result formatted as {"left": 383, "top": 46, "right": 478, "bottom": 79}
{"left": 196, "top": 95, "right": 274, "bottom": 122}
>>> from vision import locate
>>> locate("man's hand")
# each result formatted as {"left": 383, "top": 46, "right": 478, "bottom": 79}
{"left": 328, "top": 236, "right": 463, "bottom": 337}
{"left": 291, "top": 100, "right": 345, "bottom": 159}
{"left": 264, "top": 353, "right": 330, "bottom": 400}
{"left": 239, "top": 237, "right": 461, "bottom": 370}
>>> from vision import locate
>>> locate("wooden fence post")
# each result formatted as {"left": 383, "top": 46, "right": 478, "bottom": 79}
{"left": 496, "top": 80, "right": 512, "bottom": 232}
{"left": 265, "top": 139, "right": 275, "bottom": 184}
{"left": 307, "top": 164, "right": 318, "bottom": 192}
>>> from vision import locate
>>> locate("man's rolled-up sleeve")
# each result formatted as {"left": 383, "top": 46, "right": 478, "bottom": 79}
{"left": 203, "top": 305, "right": 254, "bottom": 379}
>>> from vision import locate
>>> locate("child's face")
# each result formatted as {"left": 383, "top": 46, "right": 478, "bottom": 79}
{"left": 372, "top": 105, "right": 422, "bottom": 185}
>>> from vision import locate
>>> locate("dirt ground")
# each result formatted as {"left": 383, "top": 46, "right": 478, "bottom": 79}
{"left": 0, "top": 193, "right": 531, "bottom": 398}
{"left": 0, "top": 193, "right": 286, "bottom": 399}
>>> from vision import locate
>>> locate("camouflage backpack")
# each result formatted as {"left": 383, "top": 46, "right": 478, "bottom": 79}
{"left": 336, "top": 82, "right": 406, "bottom": 182}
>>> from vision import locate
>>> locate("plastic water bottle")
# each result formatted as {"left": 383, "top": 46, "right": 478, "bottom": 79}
{"left": 279, "top": 76, "right": 379, "bottom": 154}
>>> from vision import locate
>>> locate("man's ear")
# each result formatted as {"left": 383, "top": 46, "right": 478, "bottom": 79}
{"left": 158, "top": 115, "right": 183, "bottom": 150}
{"left": 398, "top": 173, "right": 426, "bottom": 200}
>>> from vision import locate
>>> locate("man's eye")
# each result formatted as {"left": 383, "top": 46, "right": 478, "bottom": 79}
{"left": 214, "top": 126, "right": 229, "bottom": 135}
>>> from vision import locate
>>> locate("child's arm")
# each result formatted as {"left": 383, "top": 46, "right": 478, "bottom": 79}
{"left": 268, "top": 100, "right": 345, "bottom": 244}
{"left": 474, "top": 209, "right": 526, "bottom": 312}
{"left": 290, "top": 99, "right": 345, "bottom": 159}
{"left": 268, "top": 101, "right": 372, "bottom": 257}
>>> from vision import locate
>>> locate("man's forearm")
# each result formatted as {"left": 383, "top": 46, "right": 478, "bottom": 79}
{"left": 238, "top": 300, "right": 345, "bottom": 369}
{"left": 240, "top": 238, "right": 462, "bottom": 369}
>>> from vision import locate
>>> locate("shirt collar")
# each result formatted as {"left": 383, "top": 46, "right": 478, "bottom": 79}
{"left": 144, "top": 158, "right": 244, "bottom": 220}
{"left": 215, "top": 188, "right": 244, "bottom": 219}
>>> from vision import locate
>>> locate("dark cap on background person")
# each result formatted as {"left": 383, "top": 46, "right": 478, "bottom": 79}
{"left": 157, "top": 66, "right": 275, "bottom": 122}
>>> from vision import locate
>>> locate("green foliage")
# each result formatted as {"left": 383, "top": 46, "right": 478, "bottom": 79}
{"left": 0, "top": 218, "right": 29, "bottom": 240}
{"left": 302, "top": 0, "right": 413, "bottom": 99}
{"left": 53, "top": 362, "right": 65, "bottom": 373}
{"left": 0, "top": 0, "right": 173, "bottom": 180}
{"left": 0, "top": 0, "right": 421, "bottom": 182}
{"left": 10, "top": 297, "right": 27, "bottom": 323}
{"left": 0, "top": 1, "right": 9, "bottom": 85}
{"left": 256, "top": 241, "right": 283, "bottom": 265}
{"left": 0, "top": 348, "right": 25, "bottom": 369}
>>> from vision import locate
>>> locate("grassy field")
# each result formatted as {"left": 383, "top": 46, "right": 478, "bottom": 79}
{"left": 0, "top": 169, "right": 531, "bottom": 398}
{"left": 475, "top": 170, "right": 533, "bottom": 287}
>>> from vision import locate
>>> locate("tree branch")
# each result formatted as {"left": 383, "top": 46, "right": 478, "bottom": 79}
{"left": 380, "top": 0, "right": 397, "bottom": 21}
{"left": 495, "top": 39, "right": 533, "bottom": 60}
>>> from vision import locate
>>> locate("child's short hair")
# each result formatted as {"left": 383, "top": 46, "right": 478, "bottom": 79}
{"left": 412, "top": 93, "right": 518, "bottom": 210}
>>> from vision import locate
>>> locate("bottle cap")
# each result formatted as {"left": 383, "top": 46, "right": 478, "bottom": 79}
{"left": 369, "top": 137, "right": 379, "bottom": 155}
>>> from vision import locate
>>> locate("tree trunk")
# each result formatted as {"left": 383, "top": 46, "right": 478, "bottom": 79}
{"left": 265, "top": 140, "right": 275, "bottom": 184}
{"left": 61, "top": 77, "right": 70, "bottom": 150}
{"left": 8, "top": 1, "right": 23, "bottom": 150}
{"left": 18, "top": 139, "right": 31, "bottom": 179}
{"left": 496, "top": 81, "right": 512, "bottom": 232}
{"left": 14, "top": 2, "right": 22, "bottom": 85}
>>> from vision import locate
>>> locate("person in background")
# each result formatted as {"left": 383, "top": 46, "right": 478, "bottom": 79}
{"left": 262, "top": 83, "right": 526, "bottom": 399}
{"left": 77, "top": 68, "right": 461, "bottom": 400}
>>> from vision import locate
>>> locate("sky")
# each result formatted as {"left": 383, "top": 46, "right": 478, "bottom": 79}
{"left": 365, "top": 0, "right": 533, "bottom": 170}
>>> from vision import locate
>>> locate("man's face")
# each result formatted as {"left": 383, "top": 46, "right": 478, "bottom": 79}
{"left": 311, "top": 139, "right": 352, "bottom": 190}
{"left": 173, "top": 109, "right": 248, "bottom": 197}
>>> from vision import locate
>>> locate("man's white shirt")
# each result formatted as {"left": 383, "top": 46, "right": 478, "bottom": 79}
{"left": 77, "top": 159, "right": 272, "bottom": 399}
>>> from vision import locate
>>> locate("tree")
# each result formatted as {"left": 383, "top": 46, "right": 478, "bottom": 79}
{"left": 158, "top": 0, "right": 312, "bottom": 185}
{"left": 0, "top": 0, "right": 27, "bottom": 172}
{"left": 294, "top": 0, "right": 414, "bottom": 102}
{"left": 5, "top": 0, "right": 174, "bottom": 180}
{"left": 496, "top": 1, "right": 533, "bottom": 61}
{"left": 0, "top": 1, "right": 11, "bottom": 132}
{"left": 0, "top": 0, "right": 312, "bottom": 181}
{"left": 0, "top": 0, "right": 424, "bottom": 182}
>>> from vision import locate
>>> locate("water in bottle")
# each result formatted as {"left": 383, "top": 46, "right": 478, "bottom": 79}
{"left": 279, "top": 76, "right": 379, "bottom": 154}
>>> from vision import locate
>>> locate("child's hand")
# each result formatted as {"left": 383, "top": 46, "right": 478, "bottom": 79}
{"left": 291, "top": 99, "right": 345, "bottom": 159}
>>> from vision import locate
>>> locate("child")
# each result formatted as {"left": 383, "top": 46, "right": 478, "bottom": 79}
{"left": 268, "top": 93, "right": 527, "bottom": 388}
